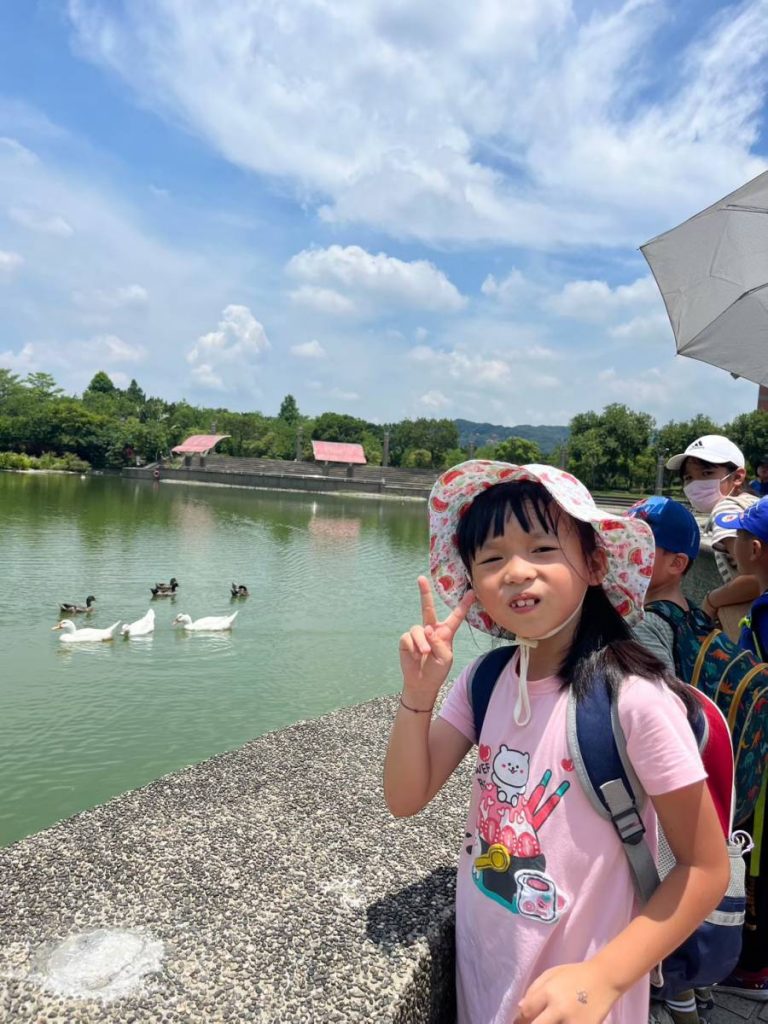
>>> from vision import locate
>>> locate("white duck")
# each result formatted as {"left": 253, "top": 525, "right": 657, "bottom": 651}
{"left": 121, "top": 609, "right": 155, "bottom": 637}
{"left": 172, "top": 611, "right": 238, "bottom": 632}
{"left": 52, "top": 619, "right": 120, "bottom": 643}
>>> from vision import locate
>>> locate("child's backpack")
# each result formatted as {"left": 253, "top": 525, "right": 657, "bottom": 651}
{"left": 646, "top": 599, "right": 768, "bottom": 826}
{"left": 467, "top": 646, "right": 747, "bottom": 998}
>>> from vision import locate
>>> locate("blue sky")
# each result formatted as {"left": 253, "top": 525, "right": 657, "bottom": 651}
{"left": 1, "top": 0, "right": 768, "bottom": 427}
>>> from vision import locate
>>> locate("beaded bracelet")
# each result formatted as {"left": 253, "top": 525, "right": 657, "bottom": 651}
{"left": 400, "top": 695, "right": 434, "bottom": 714}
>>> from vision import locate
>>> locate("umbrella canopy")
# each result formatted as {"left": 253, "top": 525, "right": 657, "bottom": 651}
{"left": 641, "top": 170, "right": 768, "bottom": 385}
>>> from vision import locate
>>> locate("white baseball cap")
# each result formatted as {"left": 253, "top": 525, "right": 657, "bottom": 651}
{"left": 665, "top": 434, "right": 745, "bottom": 473}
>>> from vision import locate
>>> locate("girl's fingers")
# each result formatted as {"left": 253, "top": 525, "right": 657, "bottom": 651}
{"left": 417, "top": 575, "right": 438, "bottom": 627}
{"left": 399, "top": 632, "right": 419, "bottom": 663}
{"left": 409, "top": 625, "right": 431, "bottom": 657}
{"left": 442, "top": 589, "right": 475, "bottom": 638}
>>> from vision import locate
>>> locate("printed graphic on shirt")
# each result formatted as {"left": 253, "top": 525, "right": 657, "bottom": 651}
{"left": 471, "top": 743, "right": 570, "bottom": 922}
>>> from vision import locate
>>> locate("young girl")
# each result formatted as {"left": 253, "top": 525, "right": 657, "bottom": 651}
{"left": 383, "top": 462, "right": 729, "bottom": 1024}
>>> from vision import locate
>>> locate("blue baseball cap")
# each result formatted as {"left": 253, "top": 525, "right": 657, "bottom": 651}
{"left": 714, "top": 497, "right": 768, "bottom": 543}
{"left": 626, "top": 496, "right": 700, "bottom": 561}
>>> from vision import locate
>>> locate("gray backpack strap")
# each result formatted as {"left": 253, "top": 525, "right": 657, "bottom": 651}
{"left": 566, "top": 686, "right": 661, "bottom": 905}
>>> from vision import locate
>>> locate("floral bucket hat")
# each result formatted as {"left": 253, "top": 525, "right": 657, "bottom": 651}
{"left": 429, "top": 460, "right": 654, "bottom": 636}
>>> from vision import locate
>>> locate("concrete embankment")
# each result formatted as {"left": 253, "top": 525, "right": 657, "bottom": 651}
{"left": 0, "top": 698, "right": 469, "bottom": 1023}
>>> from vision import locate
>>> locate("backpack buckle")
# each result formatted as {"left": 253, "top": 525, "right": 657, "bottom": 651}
{"left": 610, "top": 805, "right": 646, "bottom": 845}
{"left": 600, "top": 779, "right": 646, "bottom": 845}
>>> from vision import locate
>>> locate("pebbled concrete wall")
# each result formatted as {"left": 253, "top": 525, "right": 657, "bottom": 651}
{"left": 0, "top": 698, "right": 469, "bottom": 1024}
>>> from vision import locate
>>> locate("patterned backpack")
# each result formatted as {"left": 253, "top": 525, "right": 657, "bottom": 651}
{"left": 646, "top": 599, "right": 768, "bottom": 826}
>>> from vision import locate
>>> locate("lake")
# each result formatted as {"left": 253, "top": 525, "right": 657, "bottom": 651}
{"left": 0, "top": 472, "right": 490, "bottom": 847}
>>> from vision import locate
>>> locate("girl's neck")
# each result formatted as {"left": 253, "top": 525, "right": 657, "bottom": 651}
{"left": 525, "top": 627, "right": 574, "bottom": 680}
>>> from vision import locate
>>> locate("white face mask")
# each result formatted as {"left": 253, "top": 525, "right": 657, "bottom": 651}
{"left": 683, "top": 475, "right": 731, "bottom": 514}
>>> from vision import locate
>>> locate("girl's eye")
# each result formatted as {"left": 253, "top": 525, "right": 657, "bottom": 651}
{"left": 533, "top": 545, "right": 557, "bottom": 554}
{"left": 477, "top": 555, "right": 501, "bottom": 565}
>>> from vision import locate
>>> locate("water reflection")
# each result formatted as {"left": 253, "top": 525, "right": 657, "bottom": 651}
{"left": 0, "top": 471, "right": 457, "bottom": 847}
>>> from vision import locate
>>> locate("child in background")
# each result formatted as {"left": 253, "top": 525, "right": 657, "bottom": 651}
{"left": 749, "top": 456, "right": 768, "bottom": 499}
{"left": 665, "top": 435, "right": 758, "bottom": 620}
{"left": 712, "top": 499, "right": 768, "bottom": 999}
{"left": 384, "top": 461, "right": 728, "bottom": 1024}
{"left": 627, "top": 496, "right": 701, "bottom": 676}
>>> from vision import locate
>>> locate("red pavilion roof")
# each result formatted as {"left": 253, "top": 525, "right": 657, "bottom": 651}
{"left": 172, "top": 434, "right": 230, "bottom": 455}
{"left": 311, "top": 440, "right": 367, "bottom": 464}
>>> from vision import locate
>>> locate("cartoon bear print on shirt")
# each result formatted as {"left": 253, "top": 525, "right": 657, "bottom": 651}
{"left": 491, "top": 745, "right": 529, "bottom": 805}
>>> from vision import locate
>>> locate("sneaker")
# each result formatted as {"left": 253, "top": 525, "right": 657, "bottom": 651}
{"left": 649, "top": 1003, "right": 675, "bottom": 1024}
{"left": 694, "top": 987, "right": 714, "bottom": 1024}
{"left": 717, "top": 967, "right": 768, "bottom": 1001}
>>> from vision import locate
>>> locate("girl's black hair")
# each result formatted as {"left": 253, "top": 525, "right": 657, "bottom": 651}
{"left": 456, "top": 481, "right": 697, "bottom": 717}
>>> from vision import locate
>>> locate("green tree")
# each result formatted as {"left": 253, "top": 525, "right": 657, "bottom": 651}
{"left": 494, "top": 436, "right": 542, "bottom": 464}
{"left": 724, "top": 411, "right": 768, "bottom": 471}
{"left": 85, "top": 370, "right": 117, "bottom": 395}
{"left": 0, "top": 369, "right": 23, "bottom": 407}
{"left": 402, "top": 448, "right": 432, "bottom": 468}
{"left": 23, "top": 372, "right": 63, "bottom": 399}
{"left": 278, "top": 393, "right": 300, "bottom": 426}
{"left": 125, "top": 378, "right": 146, "bottom": 405}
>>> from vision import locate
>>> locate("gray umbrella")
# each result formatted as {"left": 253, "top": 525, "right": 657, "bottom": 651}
{"left": 641, "top": 170, "right": 768, "bottom": 385}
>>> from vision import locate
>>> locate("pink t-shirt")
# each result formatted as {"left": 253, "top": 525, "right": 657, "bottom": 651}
{"left": 439, "top": 654, "right": 706, "bottom": 1024}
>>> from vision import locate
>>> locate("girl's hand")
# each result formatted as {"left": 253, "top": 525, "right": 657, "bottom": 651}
{"left": 514, "top": 962, "right": 621, "bottom": 1024}
{"left": 399, "top": 576, "right": 475, "bottom": 707}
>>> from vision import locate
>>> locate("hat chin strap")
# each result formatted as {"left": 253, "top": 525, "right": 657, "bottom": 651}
{"left": 510, "top": 602, "right": 584, "bottom": 726}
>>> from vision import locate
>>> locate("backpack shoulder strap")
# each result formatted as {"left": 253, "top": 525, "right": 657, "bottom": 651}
{"left": 467, "top": 645, "right": 517, "bottom": 744}
{"left": 747, "top": 591, "right": 768, "bottom": 661}
{"left": 566, "top": 679, "right": 660, "bottom": 904}
{"left": 645, "top": 600, "right": 687, "bottom": 629}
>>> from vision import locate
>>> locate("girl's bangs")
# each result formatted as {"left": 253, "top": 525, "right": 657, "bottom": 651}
{"left": 457, "top": 481, "right": 559, "bottom": 567}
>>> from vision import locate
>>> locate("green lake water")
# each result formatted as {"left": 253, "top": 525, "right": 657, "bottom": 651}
{"left": 0, "top": 472, "right": 490, "bottom": 848}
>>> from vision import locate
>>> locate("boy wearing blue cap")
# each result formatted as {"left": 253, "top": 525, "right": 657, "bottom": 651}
{"left": 627, "top": 496, "right": 701, "bottom": 675}
{"left": 715, "top": 497, "right": 768, "bottom": 658}
{"left": 711, "top": 497, "right": 768, "bottom": 1001}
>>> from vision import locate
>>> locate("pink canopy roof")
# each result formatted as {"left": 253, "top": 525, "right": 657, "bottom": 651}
{"left": 172, "top": 434, "right": 230, "bottom": 455}
{"left": 311, "top": 440, "right": 367, "bottom": 464}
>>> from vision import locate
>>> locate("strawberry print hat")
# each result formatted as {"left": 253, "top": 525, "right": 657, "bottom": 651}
{"left": 429, "top": 461, "right": 655, "bottom": 637}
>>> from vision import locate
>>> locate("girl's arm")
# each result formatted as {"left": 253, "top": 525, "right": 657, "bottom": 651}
{"left": 383, "top": 577, "right": 474, "bottom": 817}
{"left": 515, "top": 779, "right": 729, "bottom": 1024}
{"left": 384, "top": 714, "right": 472, "bottom": 818}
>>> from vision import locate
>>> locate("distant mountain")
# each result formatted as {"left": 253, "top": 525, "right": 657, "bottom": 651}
{"left": 455, "top": 419, "right": 569, "bottom": 455}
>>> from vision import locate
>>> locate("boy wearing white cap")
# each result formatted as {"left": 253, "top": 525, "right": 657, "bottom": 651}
{"left": 666, "top": 435, "right": 758, "bottom": 618}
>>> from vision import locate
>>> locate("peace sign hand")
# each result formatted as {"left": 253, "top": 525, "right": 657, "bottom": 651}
{"left": 399, "top": 576, "right": 475, "bottom": 706}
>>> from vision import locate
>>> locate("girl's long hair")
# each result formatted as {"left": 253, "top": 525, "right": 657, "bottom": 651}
{"left": 456, "top": 480, "right": 696, "bottom": 717}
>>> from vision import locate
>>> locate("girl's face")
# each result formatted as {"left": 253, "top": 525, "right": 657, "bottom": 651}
{"left": 468, "top": 505, "right": 602, "bottom": 640}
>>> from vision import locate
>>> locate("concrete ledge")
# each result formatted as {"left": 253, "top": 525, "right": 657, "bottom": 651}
{"left": 123, "top": 466, "right": 432, "bottom": 500}
{"left": 0, "top": 698, "right": 470, "bottom": 1023}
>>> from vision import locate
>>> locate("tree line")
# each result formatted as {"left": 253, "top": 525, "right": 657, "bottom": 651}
{"left": 1, "top": 369, "right": 767, "bottom": 489}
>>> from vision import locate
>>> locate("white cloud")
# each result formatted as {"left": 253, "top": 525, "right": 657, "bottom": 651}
{"left": 84, "top": 333, "right": 146, "bottom": 362}
{"left": 547, "top": 275, "right": 660, "bottom": 322}
{"left": 186, "top": 304, "right": 270, "bottom": 392}
{"left": 0, "top": 250, "right": 23, "bottom": 274}
{"left": 420, "top": 389, "right": 450, "bottom": 410}
{"left": 327, "top": 387, "right": 360, "bottom": 402}
{"left": 8, "top": 205, "right": 74, "bottom": 237}
{"left": 67, "top": 0, "right": 768, "bottom": 247}
{"left": 288, "top": 285, "right": 357, "bottom": 316}
{"left": 481, "top": 268, "right": 540, "bottom": 306}
{"left": 290, "top": 339, "right": 327, "bottom": 359}
{"left": 72, "top": 283, "right": 149, "bottom": 310}
{"left": 286, "top": 245, "right": 465, "bottom": 313}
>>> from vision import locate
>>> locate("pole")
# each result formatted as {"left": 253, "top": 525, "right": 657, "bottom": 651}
{"left": 655, "top": 453, "right": 665, "bottom": 494}
{"left": 382, "top": 430, "right": 390, "bottom": 468}
{"left": 295, "top": 426, "right": 303, "bottom": 462}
